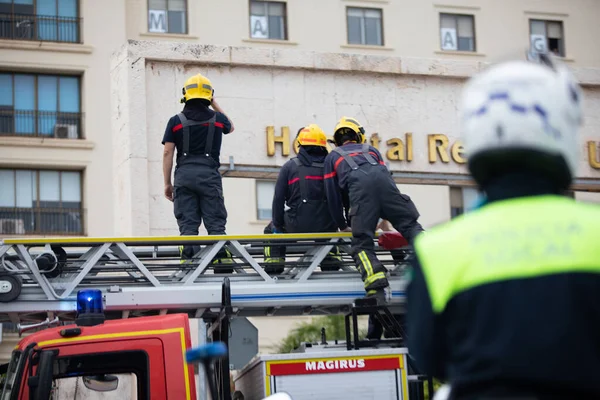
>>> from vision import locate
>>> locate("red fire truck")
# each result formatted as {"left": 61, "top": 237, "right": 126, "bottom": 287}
{"left": 0, "top": 289, "right": 197, "bottom": 400}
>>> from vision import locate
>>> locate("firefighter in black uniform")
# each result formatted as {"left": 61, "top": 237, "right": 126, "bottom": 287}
{"left": 324, "top": 116, "right": 424, "bottom": 337}
{"left": 407, "top": 53, "right": 600, "bottom": 399}
{"left": 263, "top": 125, "right": 342, "bottom": 274}
{"left": 162, "top": 73, "right": 235, "bottom": 271}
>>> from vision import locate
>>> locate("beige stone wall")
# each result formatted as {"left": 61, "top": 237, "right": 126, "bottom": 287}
{"left": 111, "top": 41, "right": 600, "bottom": 236}
{"left": 575, "top": 191, "right": 600, "bottom": 204}
{"left": 124, "top": 0, "right": 600, "bottom": 68}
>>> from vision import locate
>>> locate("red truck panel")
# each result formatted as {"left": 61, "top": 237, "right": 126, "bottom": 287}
{"left": 16, "top": 314, "right": 195, "bottom": 400}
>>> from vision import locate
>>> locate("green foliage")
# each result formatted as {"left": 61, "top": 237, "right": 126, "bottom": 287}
{"left": 276, "top": 315, "right": 367, "bottom": 353}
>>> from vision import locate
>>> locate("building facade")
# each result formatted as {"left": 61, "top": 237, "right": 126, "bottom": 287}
{"left": 1, "top": 0, "right": 600, "bottom": 356}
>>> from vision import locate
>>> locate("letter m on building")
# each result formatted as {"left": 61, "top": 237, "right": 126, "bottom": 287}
{"left": 148, "top": 10, "right": 167, "bottom": 33}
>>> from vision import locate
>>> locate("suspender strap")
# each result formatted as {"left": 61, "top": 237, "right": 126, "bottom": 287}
{"left": 333, "top": 147, "right": 359, "bottom": 170}
{"left": 177, "top": 113, "right": 217, "bottom": 157}
{"left": 362, "top": 143, "right": 378, "bottom": 165}
{"left": 292, "top": 158, "right": 324, "bottom": 168}
{"left": 291, "top": 158, "right": 325, "bottom": 201}
{"left": 292, "top": 158, "right": 309, "bottom": 201}
{"left": 203, "top": 115, "right": 216, "bottom": 156}
{"left": 178, "top": 112, "right": 191, "bottom": 156}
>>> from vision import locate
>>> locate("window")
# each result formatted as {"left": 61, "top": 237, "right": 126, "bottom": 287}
{"left": 450, "top": 186, "right": 480, "bottom": 218}
{"left": 249, "top": 1, "right": 287, "bottom": 40}
{"left": 0, "top": 72, "right": 82, "bottom": 138}
{"left": 0, "top": 169, "right": 84, "bottom": 235}
{"left": 148, "top": 0, "right": 187, "bottom": 34}
{"left": 440, "top": 13, "right": 475, "bottom": 52}
{"left": 51, "top": 351, "right": 149, "bottom": 399}
{"left": 0, "top": 350, "right": 22, "bottom": 400}
{"left": 347, "top": 7, "right": 383, "bottom": 46}
{"left": 53, "top": 374, "right": 138, "bottom": 398}
{"left": 0, "top": 0, "right": 80, "bottom": 43}
{"left": 256, "top": 181, "right": 275, "bottom": 220}
{"left": 530, "top": 19, "right": 564, "bottom": 57}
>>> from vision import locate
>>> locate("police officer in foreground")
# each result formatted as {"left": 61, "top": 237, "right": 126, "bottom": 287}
{"left": 324, "top": 117, "right": 424, "bottom": 336}
{"left": 407, "top": 53, "right": 600, "bottom": 399}
{"left": 263, "top": 125, "right": 342, "bottom": 274}
{"left": 162, "top": 73, "right": 235, "bottom": 271}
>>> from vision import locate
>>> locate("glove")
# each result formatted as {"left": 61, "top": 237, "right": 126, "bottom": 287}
{"left": 271, "top": 227, "right": 282, "bottom": 234}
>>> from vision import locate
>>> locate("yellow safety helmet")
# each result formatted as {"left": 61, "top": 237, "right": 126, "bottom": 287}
{"left": 333, "top": 116, "right": 366, "bottom": 146}
{"left": 297, "top": 124, "right": 328, "bottom": 147}
{"left": 180, "top": 73, "right": 214, "bottom": 104}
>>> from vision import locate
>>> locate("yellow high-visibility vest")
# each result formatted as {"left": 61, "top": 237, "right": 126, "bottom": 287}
{"left": 414, "top": 195, "right": 600, "bottom": 314}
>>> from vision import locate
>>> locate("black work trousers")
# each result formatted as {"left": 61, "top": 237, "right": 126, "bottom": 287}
{"left": 347, "top": 164, "right": 424, "bottom": 292}
{"left": 263, "top": 216, "right": 342, "bottom": 274}
{"left": 263, "top": 222, "right": 286, "bottom": 274}
{"left": 173, "top": 162, "right": 231, "bottom": 271}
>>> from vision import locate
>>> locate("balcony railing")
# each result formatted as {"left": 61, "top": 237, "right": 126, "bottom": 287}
{"left": 0, "top": 110, "right": 84, "bottom": 139}
{"left": 0, "top": 13, "right": 81, "bottom": 43}
{"left": 0, "top": 207, "right": 85, "bottom": 236}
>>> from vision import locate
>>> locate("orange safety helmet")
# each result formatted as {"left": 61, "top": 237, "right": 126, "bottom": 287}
{"left": 297, "top": 124, "right": 328, "bottom": 148}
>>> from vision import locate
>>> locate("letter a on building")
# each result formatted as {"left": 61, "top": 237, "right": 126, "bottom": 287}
{"left": 441, "top": 28, "right": 457, "bottom": 51}
{"left": 251, "top": 16, "right": 268, "bottom": 39}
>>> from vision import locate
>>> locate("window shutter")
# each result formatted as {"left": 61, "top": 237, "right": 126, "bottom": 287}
{"left": 457, "top": 15, "right": 473, "bottom": 38}
{"left": 268, "top": 2, "right": 284, "bottom": 17}
{"left": 547, "top": 21, "right": 562, "bottom": 39}
{"left": 530, "top": 20, "right": 546, "bottom": 35}
{"left": 168, "top": 0, "right": 186, "bottom": 12}
{"left": 149, "top": 0, "right": 167, "bottom": 11}
{"left": 250, "top": 1, "right": 266, "bottom": 16}
{"left": 440, "top": 14, "right": 456, "bottom": 30}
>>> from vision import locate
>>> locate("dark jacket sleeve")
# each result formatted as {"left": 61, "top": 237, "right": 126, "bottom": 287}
{"left": 406, "top": 253, "right": 447, "bottom": 381}
{"left": 216, "top": 112, "right": 232, "bottom": 134}
{"left": 272, "top": 162, "right": 289, "bottom": 231}
{"left": 161, "top": 116, "right": 178, "bottom": 144}
{"left": 324, "top": 154, "right": 347, "bottom": 230}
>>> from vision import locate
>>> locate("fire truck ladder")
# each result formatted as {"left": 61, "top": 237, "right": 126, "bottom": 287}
{"left": 0, "top": 233, "right": 411, "bottom": 324}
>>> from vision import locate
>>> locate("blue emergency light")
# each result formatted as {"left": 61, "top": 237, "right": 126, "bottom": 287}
{"left": 75, "top": 289, "right": 105, "bottom": 327}
{"left": 77, "top": 289, "right": 104, "bottom": 314}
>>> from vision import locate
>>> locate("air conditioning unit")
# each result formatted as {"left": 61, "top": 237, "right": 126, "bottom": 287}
{"left": 53, "top": 124, "right": 78, "bottom": 139}
{"left": 0, "top": 219, "right": 25, "bottom": 235}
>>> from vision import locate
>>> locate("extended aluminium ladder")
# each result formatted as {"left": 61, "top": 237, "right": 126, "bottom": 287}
{"left": 1, "top": 233, "right": 431, "bottom": 400}
{"left": 0, "top": 233, "right": 412, "bottom": 324}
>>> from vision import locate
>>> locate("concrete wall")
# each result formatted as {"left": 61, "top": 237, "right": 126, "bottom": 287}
{"left": 124, "top": 0, "right": 600, "bottom": 68}
{"left": 110, "top": 41, "right": 600, "bottom": 236}
{"left": 575, "top": 191, "right": 600, "bottom": 203}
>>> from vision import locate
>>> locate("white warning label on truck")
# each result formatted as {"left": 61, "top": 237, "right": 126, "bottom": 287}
{"left": 268, "top": 356, "right": 401, "bottom": 376}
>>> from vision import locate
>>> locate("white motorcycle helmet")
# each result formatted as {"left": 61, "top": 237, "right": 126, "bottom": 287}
{"left": 459, "top": 51, "right": 584, "bottom": 191}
